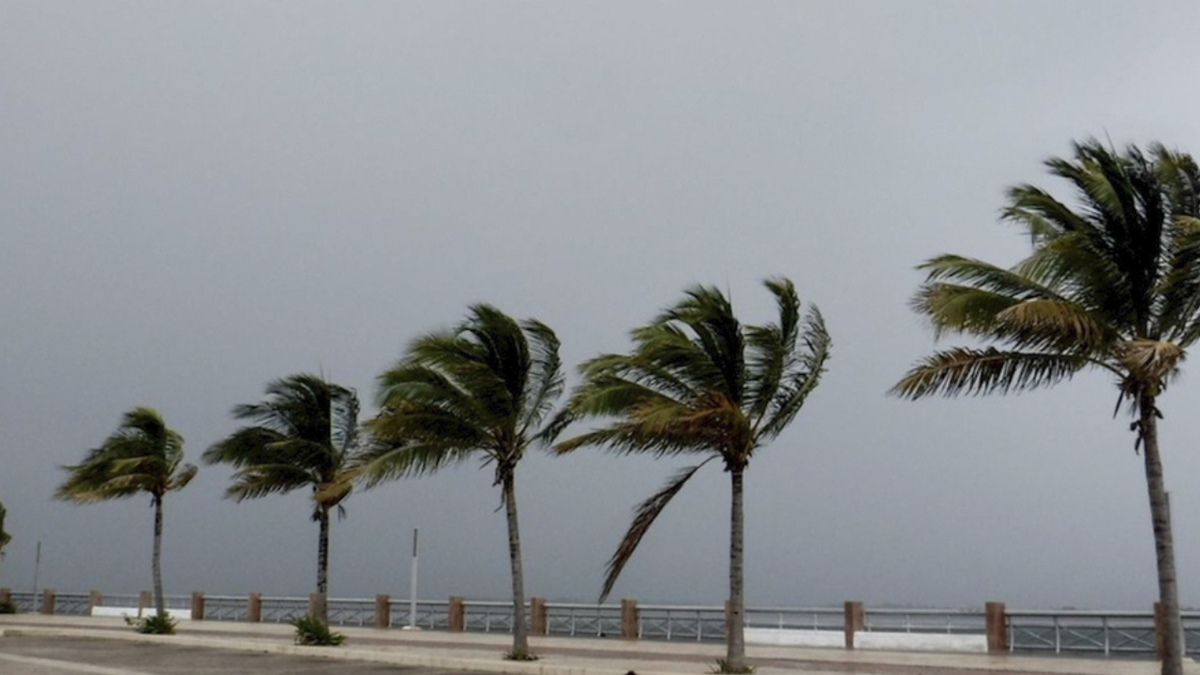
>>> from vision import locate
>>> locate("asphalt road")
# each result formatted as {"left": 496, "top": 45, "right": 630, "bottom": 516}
{"left": 0, "top": 636, "right": 490, "bottom": 675}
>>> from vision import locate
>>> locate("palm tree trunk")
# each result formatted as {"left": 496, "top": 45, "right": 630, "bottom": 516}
{"left": 727, "top": 465, "right": 746, "bottom": 671}
{"left": 1140, "top": 394, "right": 1182, "bottom": 675}
{"left": 315, "top": 505, "right": 330, "bottom": 626}
{"left": 502, "top": 470, "right": 530, "bottom": 656}
{"left": 152, "top": 495, "right": 165, "bottom": 619}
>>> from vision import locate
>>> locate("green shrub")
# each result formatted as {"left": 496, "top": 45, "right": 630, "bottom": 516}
{"left": 128, "top": 613, "right": 177, "bottom": 634}
{"left": 0, "top": 598, "right": 16, "bottom": 614}
{"left": 289, "top": 614, "right": 345, "bottom": 646}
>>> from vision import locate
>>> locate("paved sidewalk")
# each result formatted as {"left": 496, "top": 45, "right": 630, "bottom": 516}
{"left": 0, "top": 615, "right": 1193, "bottom": 675}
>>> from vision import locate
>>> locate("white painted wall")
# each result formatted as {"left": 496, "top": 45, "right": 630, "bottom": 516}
{"left": 745, "top": 627, "right": 987, "bottom": 653}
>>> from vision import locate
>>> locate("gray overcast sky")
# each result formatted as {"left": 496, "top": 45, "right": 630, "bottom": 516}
{"left": 4, "top": 1, "right": 1200, "bottom": 611}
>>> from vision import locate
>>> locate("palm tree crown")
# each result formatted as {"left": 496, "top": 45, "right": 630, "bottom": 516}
{"left": 556, "top": 278, "right": 830, "bottom": 670}
{"left": 892, "top": 140, "right": 1200, "bottom": 675}
{"left": 362, "top": 304, "right": 563, "bottom": 657}
{"left": 55, "top": 407, "right": 197, "bottom": 619}
{"left": 203, "top": 373, "right": 360, "bottom": 625}
{"left": 56, "top": 407, "right": 196, "bottom": 504}
{"left": 894, "top": 140, "right": 1200, "bottom": 401}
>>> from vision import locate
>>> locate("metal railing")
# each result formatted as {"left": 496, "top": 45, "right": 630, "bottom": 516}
{"left": 1005, "top": 609, "right": 1200, "bottom": 657}
{"left": 12, "top": 589, "right": 1200, "bottom": 661}
{"left": 865, "top": 608, "right": 985, "bottom": 635}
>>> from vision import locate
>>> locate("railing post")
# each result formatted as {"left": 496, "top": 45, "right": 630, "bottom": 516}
{"left": 0, "top": 588, "right": 10, "bottom": 607}
{"left": 530, "top": 597, "right": 547, "bottom": 635}
{"left": 844, "top": 601, "right": 864, "bottom": 649}
{"left": 191, "top": 592, "right": 205, "bottom": 621}
{"left": 247, "top": 593, "right": 261, "bottom": 622}
{"left": 985, "top": 602, "right": 1007, "bottom": 653}
{"left": 41, "top": 588, "right": 55, "bottom": 615}
{"left": 375, "top": 594, "right": 391, "bottom": 629}
{"left": 448, "top": 596, "right": 465, "bottom": 632}
{"left": 1156, "top": 602, "right": 1166, "bottom": 661}
{"left": 621, "top": 598, "right": 639, "bottom": 640}
{"left": 88, "top": 590, "right": 103, "bottom": 615}
{"left": 137, "top": 591, "right": 152, "bottom": 618}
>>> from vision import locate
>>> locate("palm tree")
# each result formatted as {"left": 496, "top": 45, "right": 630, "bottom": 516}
{"left": 555, "top": 278, "right": 830, "bottom": 672}
{"left": 0, "top": 501, "right": 11, "bottom": 578}
{"left": 892, "top": 140, "right": 1200, "bottom": 675}
{"left": 360, "top": 304, "right": 563, "bottom": 659}
{"left": 202, "top": 373, "right": 360, "bottom": 626}
{"left": 55, "top": 407, "right": 197, "bottom": 619}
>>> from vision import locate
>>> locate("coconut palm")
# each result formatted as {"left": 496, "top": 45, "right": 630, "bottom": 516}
{"left": 0, "top": 501, "right": 11, "bottom": 577}
{"left": 55, "top": 407, "right": 197, "bottom": 620}
{"left": 360, "top": 305, "right": 563, "bottom": 658}
{"left": 202, "top": 373, "right": 360, "bottom": 626}
{"left": 555, "top": 278, "right": 830, "bottom": 672}
{"left": 892, "top": 140, "right": 1200, "bottom": 675}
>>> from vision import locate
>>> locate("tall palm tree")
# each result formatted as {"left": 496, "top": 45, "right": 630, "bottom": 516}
{"left": 360, "top": 304, "right": 563, "bottom": 659}
{"left": 55, "top": 407, "right": 197, "bottom": 619}
{"left": 556, "top": 278, "right": 830, "bottom": 672}
{"left": 892, "top": 140, "right": 1200, "bottom": 675}
{"left": 202, "top": 373, "right": 360, "bottom": 626}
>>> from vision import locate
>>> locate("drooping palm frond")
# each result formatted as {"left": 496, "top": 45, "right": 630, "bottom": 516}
{"left": 891, "top": 348, "right": 1094, "bottom": 400}
{"left": 599, "top": 458, "right": 714, "bottom": 603}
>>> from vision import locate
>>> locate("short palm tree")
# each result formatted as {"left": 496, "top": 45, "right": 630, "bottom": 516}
{"left": 361, "top": 304, "right": 563, "bottom": 659}
{"left": 0, "top": 501, "right": 11, "bottom": 578}
{"left": 556, "top": 278, "right": 830, "bottom": 672}
{"left": 892, "top": 140, "right": 1200, "bottom": 675}
{"left": 202, "top": 373, "right": 360, "bottom": 626}
{"left": 55, "top": 407, "right": 197, "bottom": 620}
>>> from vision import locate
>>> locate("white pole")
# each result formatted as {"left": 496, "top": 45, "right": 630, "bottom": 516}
{"left": 406, "top": 527, "right": 420, "bottom": 630}
{"left": 32, "top": 541, "right": 41, "bottom": 612}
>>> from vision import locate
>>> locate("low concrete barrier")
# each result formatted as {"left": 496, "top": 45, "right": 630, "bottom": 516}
{"left": 746, "top": 628, "right": 987, "bottom": 653}
{"left": 90, "top": 606, "right": 191, "bottom": 621}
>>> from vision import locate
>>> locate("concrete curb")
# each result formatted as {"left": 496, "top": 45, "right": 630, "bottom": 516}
{"left": 0, "top": 627, "right": 703, "bottom": 675}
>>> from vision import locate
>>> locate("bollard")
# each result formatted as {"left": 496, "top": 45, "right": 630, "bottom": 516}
{"left": 844, "top": 601, "right": 864, "bottom": 649}
{"left": 191, "top": 592, "right": 205, "bottom": 621}
{"left": 621, "top": 598, "right": 639, "bottom": 640}
{"left": 137, "top": 591, "right": 152, "bottom": 618}
{"left": 375, "top": 594, "right": 391, "bottom": 629}
{"left": 88, "top": 591, "right": 103, "bottom": 615}
{"left": 985, "top": 602, "right": 1007, "bottom": 653}
{"left": 41, "top": 589, "right": 55, "bottom": 615}
{"left": 247, "top": 593, "right": 262, "bottom": 623}
{"left": 530, "top": 597, "right": 547, "bottom": 635}
{"left": 448, "top": 596, "right": 465, "bottom": 632}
